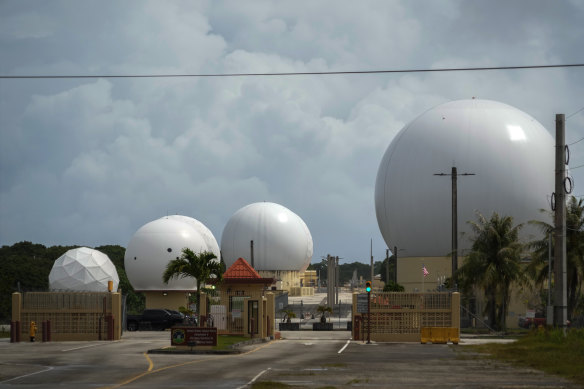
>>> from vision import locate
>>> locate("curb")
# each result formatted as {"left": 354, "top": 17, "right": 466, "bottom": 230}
{"left": 147, "top": 337, "right": 272, "bottom": 355}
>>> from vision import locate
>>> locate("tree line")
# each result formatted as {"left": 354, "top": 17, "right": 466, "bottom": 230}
{"left": 0, "top": 242, "right": 144, "bottom": 322}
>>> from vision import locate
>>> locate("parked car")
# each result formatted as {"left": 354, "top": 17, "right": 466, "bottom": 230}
{"left": 126, "top": 309, "right": 183, "bottom": 331}
{"left": 518, "top": 314, "right": 546, "bottom": 329}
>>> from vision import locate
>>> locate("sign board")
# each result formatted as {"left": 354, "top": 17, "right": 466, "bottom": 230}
{"left": 357, "top": 293, "right": 368, "bottom": 313}
{"left": 171, "top": 327, "right": 217, "bottom": 346}
{"left": 232, "top": 308, "right": 241, "bottom": 318}
{"left": 526, "top": 309, "right": 536, "bottom": 319}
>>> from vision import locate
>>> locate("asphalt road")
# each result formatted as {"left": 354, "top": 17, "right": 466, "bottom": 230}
{"left": 0, "top": 331, "right": 579, "bottom": 388}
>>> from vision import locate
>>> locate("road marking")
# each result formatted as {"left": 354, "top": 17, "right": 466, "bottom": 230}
{"left": 337, "top": 339, "right": 350, "bottom": 354}
{"left": 143, "top": 352, "right": 153, "bottom": 372}
{"left": 100, "top": 340, "right": 275, "bottom": 388}
{"left": 0, "top": 366, "right": 54, "bottom": 383}
{"left": 62, "top": 343, "right": 106, "bottom": 352}
{"left": 236, "top": 367, "right": 271, "bottom": 389}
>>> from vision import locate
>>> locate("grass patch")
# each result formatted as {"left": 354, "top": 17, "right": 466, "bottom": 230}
{"left": 215, "top": 335, "right": 249, "bottom": 350}
{"left": 465, "top": 328, "right": 584, "bottom": 383}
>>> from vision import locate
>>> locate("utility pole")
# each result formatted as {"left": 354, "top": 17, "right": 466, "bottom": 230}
{"left": 385, "top": 248, "right": 390, "bottom": 286}
{"left": 547, "top": 233, "right": 553, "bottom": 326}
{"left": 434, "top": 167, "right": 475, "bottom": 281}
{"left": 393, "top": 245, "right": 398, "bottom": 284}
{"left": 370, "top": 239, "right": 374, "bottom": 286}
{"left": 554, "top": 113, "right": 568, "bottom": 331}
{"left": 327, "top": 254, "right": 337, "bottom": 309}
{"left": 250, "top": 240, "right": 254, "bottom": 269}
{"left": 335, "top": 256, "right": 340, "bottom": 305}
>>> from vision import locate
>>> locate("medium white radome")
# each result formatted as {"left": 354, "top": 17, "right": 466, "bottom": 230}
{"left": 375, "top": 99, "right": 554, "bottom": 257}
{"left": 124, "top": 216, "right": 219, "bottom": 291}
{"left": 49, "top": 247, "right": 119, "bottom": 292}
{"left": 221, "top": 202, "right": 313, "bottom": 271}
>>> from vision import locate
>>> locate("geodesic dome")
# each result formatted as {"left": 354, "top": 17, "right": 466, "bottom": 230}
{"left": 49, "top": 247, "right": 120, "bottom": 292}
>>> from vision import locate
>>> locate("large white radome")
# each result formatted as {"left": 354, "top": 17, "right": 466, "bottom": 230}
{"left": 124, "top": 216, "right": 220, "bottom": 291}
{"left": 49, "top": 247, "right": 120, "bottom": 292}
{"left": 221, "top": 202, "right": 313, "bottom": 271}
{"left": 375, "top": 99, "right": 554, "bottom": 257}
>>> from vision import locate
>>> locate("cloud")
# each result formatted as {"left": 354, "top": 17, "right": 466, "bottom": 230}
{"left": 1, "top": 1, "right": 583, "bottom": 264}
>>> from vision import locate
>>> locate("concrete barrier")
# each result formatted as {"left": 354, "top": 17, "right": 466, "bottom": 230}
{"left": 420, "top": 327, "right": 459, "bottom": 344}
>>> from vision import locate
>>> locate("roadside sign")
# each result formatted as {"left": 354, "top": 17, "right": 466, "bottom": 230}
{"left": 357, "top": 293, "right": 368, "bottom": 313}
{"left": 171, "top": 327, "right": 217, "bottom": 346}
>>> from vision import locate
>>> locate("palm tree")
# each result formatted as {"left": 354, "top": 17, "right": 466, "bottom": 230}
{"left": 456, "top": 211, "right": 526, "bottom": 331}
{"left": 528, "top": 196, "right": 584, "bottom": 320}
{"left": 317, "top": 305, "right": 333, "bottom": 323}
{"left": 281, "top": 309, "right": 296, "bottom": 323}
{"left": 383, "top": 281, "right": 405, "bottom": 292}
{"left": 162, "top": 248, "right": 223, "bottom": 326}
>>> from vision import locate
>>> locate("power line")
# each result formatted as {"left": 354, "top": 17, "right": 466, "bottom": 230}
{"left": 567, "top": 136, "right": 584, "bottom": 146}
{"left": 567, "top": 106, "right": 584, "bottom": 119}
{"left": 568, "top": 163, "right": 584, "bottom": 170}
{"left": 562, "top": 107, "right": 584, "bottom": 145}
{"left": 1, "top": 63, "right": 583, "bottom": 79}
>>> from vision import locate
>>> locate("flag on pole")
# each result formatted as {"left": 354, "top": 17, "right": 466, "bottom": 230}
{"left": 422, "top": 265, "right": 429, "bottom": 277}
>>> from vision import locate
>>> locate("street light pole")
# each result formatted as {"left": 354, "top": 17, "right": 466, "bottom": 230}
{"left": 434, "top": 167, "right": 475, "bottom": 281}
{"left": 394, "top": 245, "right": 398, "bottom": 284}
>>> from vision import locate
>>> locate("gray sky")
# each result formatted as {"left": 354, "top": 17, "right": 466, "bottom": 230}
{"left": 1, "top": 0, "right": 583, "bottom": 264}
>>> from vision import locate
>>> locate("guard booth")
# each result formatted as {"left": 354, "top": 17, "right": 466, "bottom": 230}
{"left": 352, "top": 292, "right": 460, "bottom": 343}
{"left": 202, "top": 258, "right": 275, "bottom": 339}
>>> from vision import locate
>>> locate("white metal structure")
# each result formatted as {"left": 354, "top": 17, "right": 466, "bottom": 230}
{"left": 221, "top": 202, "right": 313, "bottom": 271}
{"left": 165, "top": 215, "right": 220, "bottom": 259}
{"left": 49, "top": 247, "right": 120, "bottom": 292}
{"left": 124, "top": 216, "right": 218, "bottom": 291}
{"left": 375, "top": 99, "right": 554, "bottom": 258}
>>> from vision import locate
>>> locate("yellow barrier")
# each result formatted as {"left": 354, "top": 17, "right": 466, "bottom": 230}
{"left": 420, "top": 327, "right": 459, "bottom": 344}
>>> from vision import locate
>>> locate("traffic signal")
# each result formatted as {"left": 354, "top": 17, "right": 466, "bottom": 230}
{"left": 365, "top": 281, "right": 372, "bottom": 293}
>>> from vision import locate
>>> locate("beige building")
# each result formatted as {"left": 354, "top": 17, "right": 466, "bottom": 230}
{"left": 397, "top": 256, "right": 537, "bottom": 329}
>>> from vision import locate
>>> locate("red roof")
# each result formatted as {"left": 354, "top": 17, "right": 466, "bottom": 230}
{"left": 220, "top": 258, "right": 275, "bottom": 285}
{"left": 223, "top": 257, "right": 262, "bottom": 279}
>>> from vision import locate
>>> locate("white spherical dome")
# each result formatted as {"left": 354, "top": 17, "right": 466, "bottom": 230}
{"left": 49, "top": 247, "right": 119, "bottom": 292}
{"left": 221, "top": 202, "right": 313, "bottom": 271}
{"left": 375, "top": 99, "right": 554, "bottom": 257}
{"left": 124, "top": 216, "right": 216, "bottom": 291}
{"left": 165, "top": 215, "right": 220, "bottom": 259}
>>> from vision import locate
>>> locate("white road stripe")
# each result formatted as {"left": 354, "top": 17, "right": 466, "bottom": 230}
{"left": 237, "top": 367, "right": 271, "bottom": 389}
{"left": 337, "top": 339, "right": 350, "bottom": 354}
{"left": 0, "top": 366, "right": 54, "bottom": 383}
{"left": 61, "top": 343, "right": 104, "bottom": 352}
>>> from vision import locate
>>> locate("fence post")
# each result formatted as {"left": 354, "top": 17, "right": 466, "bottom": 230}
{"left": 451, "top": 292, "right": 461, "bottom": 344}
{"left": 12, "top": 293, "right": 22, "bottom": 343}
